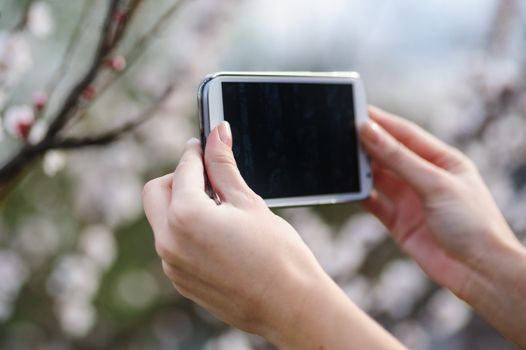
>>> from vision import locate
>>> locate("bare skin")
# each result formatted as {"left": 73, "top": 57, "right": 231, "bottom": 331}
{"left": 143, "top": 107, "right": 526, "bottom": 349}
{"left": 362, "top": 107, "right": 526, "bottom": 347}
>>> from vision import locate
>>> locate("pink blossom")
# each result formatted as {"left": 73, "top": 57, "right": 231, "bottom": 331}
{"left": 105, "top": 55, "right": 126, "bottom": 72}
{"left": 81, "top": 85, "right": 96, "bottom": 100}
{"left": 4, "top": 105, "right": 35, "bottom": 139}
{"left": 32, "top": 91, "right": 48, "bottom": 111}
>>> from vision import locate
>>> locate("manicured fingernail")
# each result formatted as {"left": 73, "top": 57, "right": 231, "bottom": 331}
{"left": 218, "top": 121, "right": 232, "bottom": 146}
{"left": 360, "top": 120, "right": 381, "bottom": 146}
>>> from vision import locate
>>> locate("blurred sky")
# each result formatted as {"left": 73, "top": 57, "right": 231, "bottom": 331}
{"left": 216, "top": 0, "right": 505, "bottom": 123}
{"left": 221, "top": 0, "right": 497, "bottom": 67}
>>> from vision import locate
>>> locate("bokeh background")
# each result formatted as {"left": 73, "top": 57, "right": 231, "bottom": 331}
{"left": 1, "top": 0, "right": 526, "bottom": 349}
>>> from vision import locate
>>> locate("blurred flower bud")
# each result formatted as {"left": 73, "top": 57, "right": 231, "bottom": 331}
{"left": 28, "top": 1, "right": 54, "bottom": 38}
{"left": 112, "top": 9, "right": 126, "bottom": 23}
{"left": 32, "top": 91, "right": 48, "bottom": 111}
{"left": 4, "top": 105, "right": 34, "bottom": 139}
{"left": 81, "top": 85, "right": 95, "bottom": 100}
{"left": 105, "top": 55, "right": 126, "bottom": 72}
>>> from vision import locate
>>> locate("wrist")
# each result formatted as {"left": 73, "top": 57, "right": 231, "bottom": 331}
{"left": 262, "top": 264, "right": 405, "bottom": 350}
{"left": 455, "top": 226, "right": 526, "bottom": 347}
{"left": 461, "top": 224, "right": 524, "bottom": 293}
{"left": 259, "top": 262, "right": 332, "bottom": 348}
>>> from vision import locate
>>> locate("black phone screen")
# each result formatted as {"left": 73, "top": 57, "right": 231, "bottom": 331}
{"left": 221, "top": 82, "right": 361, "bottom": 199}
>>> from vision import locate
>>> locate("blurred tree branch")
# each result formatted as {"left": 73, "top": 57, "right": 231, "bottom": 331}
{"left": 457, "top": 0, "right": 525, "bottom": 146}
{"left": 41, "top": 0, "right": 95, "bottom": 117}
{"left": 63, "top": 0, "right": 189, "bottom": 131}
{"left": 51, "top": 84, "right": 174, "bottom": 150}
{"left": 12, "top": 0, "right": 34, "bottom": 32}
{"left": 0, "top": 0, "right": 189, "bottom": 198}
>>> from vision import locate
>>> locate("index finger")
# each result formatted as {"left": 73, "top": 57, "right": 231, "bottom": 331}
{"left": 172, "top": 138, "right": 207, "bottom": 197}
{"left": 368, "top": 106, "right": 465, "bottom": 170}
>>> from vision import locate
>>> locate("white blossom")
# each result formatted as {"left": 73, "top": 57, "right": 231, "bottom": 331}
{"left": 78, "top": 225, "right": 116, "bottom": 270}
{"left": 392, "top": 321, "right": 431, "bottom": 350}
{"left": 13, "top": 216, "right": 59, "bottom": 265}
{"left": 282, "top": 208, "right": 336, "bottom": 273}
{"left": 372, "top": 259, "right": 429, "bottom": 319}
{"left": 426, "top": 289, "right": 471, "bottom": 337}
{"left": 28, "top": 2, "right": 54, "bottom": 38}
{"left": 334, "top": 214, "right": 387, "bottom": 275}
{"left": 46, "top": 254, "right": 100, "bottom": 302}
{"left": 57, "top": 298, "right": 96, "bottom": 337}
{"left": 115, "top": 270, "right": 159, "bottom": 310}
{"left": 28, "top": 118, "right": 48, "bottom": 145}
{"left": 204, "top": 329, "right": 252, "bottom": 350}
{"left": 342, "top": 276, "right": 372, "bottom": 310}
{"left": 0, "top": 250, "right": 30, "bottom": 320}
{"left": 0, "top": 33, "right": 33, "bottom": 85}
{"left": 42, "top": 150, "right": 67, "bottom": 177}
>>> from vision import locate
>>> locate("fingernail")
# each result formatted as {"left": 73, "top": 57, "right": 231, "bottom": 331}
{"left": 218, "top": 121, "right": 232, "bottom": 146}
{"left": 360, "top": 120, "right": 381, "bottom": 146}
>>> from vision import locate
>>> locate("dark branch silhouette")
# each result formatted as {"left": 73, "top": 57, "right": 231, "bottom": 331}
{"left": 0, "top": 0, "right": 188, "bottom": 196}
{"left": 51, "top": 84, "right": 174, "bottom": 149}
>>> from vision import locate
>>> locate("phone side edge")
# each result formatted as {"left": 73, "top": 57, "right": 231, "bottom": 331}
{"left": 352, "top": 76, "right": 373, "bottom": 200}
{"left": 197, "top": 76, "right": 222, "bottom": 204}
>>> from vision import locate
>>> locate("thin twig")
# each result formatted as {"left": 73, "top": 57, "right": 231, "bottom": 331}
{"left": 0, "top": 0, "right": 122, "bottom": 186}
{"left": 41, "top": 0, "right": 94, "bottom": 118}
{"left": 12, "top": 0, "right": 34, "bottom": 32}
{"left": 455, "top": 0, "right": 523, "bottom": 146}
{"left": 61, "top": 0, "right": 189, "bottom": 130}
{"left": 97, "top": 0, "right": 189, "bottom": 99}
{"left": 51, "top": 84, "right": 174, "bottom": 149}
{"left": 486, "top": 0, "right": 518, "bottom": 54}
{"left": 42, "top": 0, "right": 122, "bottom": 141}
{"left": 109, "top": 0, "right": 144, "bottom": 49}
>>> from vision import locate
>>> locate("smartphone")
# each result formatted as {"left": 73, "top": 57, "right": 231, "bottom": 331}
{"left": 198, "top": 71, "right": 372, "bottom": 208}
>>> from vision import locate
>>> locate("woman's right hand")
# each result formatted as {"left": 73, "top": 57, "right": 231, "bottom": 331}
{"left": 360, "top": 106, "right": 526, "bottom": 347}
{"left": 143, "top": 122, "right": 405, "bottom": 350}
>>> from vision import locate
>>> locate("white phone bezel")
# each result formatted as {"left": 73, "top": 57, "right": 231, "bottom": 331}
{"left": 200, "top": 71, "right": 371, "bottom": 208}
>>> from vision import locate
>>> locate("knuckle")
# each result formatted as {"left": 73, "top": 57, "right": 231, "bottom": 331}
{"left": 427, "top": 172, "right": 456, "bottom": 196}
{"left": 447, "top": 146, "right": 464, "bottom": 159}
{"left": 384, "top": 139, "right": 403, "bottom": 162}
{"left": 442, "top": 145, "right": 476, "bottom": 171}
{"left": 142, "top": 179, "right": 157, "bottom": 199}
{"left": 155, "top": 239, "right": 177, "bottom": 263}
{"left": 458, "top": 152, "right": 478, "bottom": 171}
{"left": 161, "top": 261, "right": 181, "bottom": 282}
{"left": 173, "top": 283, "right": 192, "bottom": 300}
{"left": 167, "top": 200, "right": 199, "bottom": 229}
{"left": 210, "top": 152, "right": 237, "bottom": 168}
{"left": 244, "top": 192, "right": 267, "bottom": 210}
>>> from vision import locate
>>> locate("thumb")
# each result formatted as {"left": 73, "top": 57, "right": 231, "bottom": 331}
{"left": 204, "top": 121, "right": 255, "bottom": 206}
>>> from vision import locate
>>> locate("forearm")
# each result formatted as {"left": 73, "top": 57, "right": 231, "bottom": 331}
{"left": 459, "top": 228, "right": 526, "bottom": 348}
{"left": 265, "top": 271, "right": 406, "bottom": 350}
